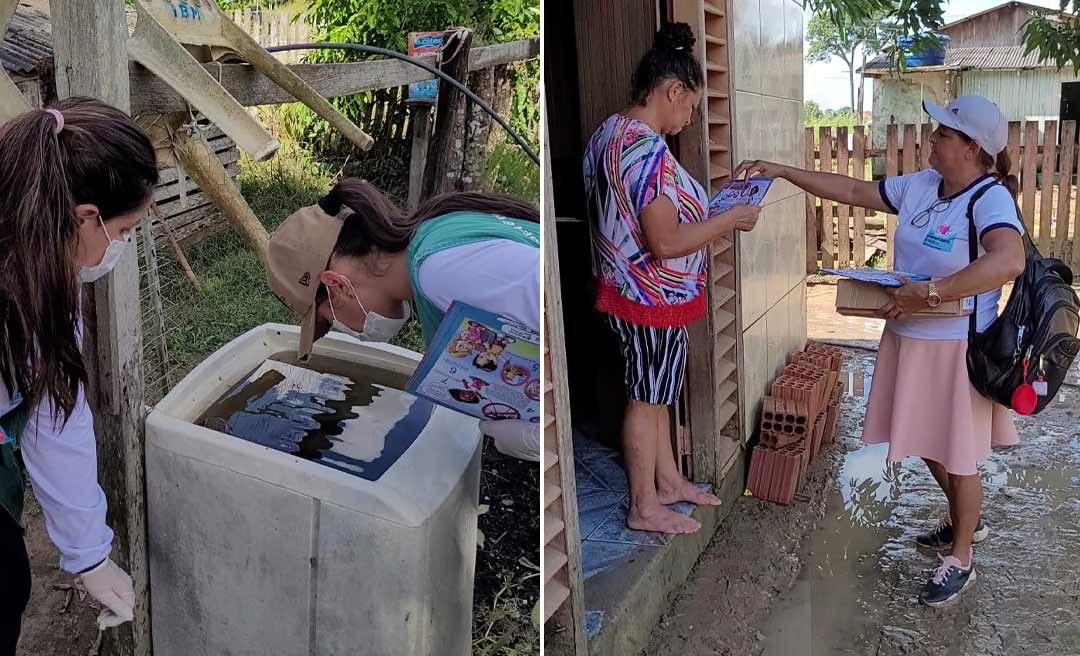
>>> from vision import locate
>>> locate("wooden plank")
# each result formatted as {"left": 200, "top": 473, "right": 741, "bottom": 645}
{"left": 852, "top": 126, "right": 867, "bottom": 266}
{"left": 836, "top": 126, "right": 850, "bottom": 267}
{"left": 1007, "top": 121, "right": 1022, "bottom": 177}
{"left": 1039, "top": 120, "right": 1058, "bottom": 252}
{"left": 805, "top": 126, "right": 817, "bottom": 273}
{"left": 543, "top": 511, "right": 565, "bottom": 546}
{"left": 920, "top": 122, "right": 933, "bottom": 170}
{"left": 541, "top": 108, "right": 587, "bottom": 652}
{"left": 1022, "top": 120, "right": 1039, "bottom": 234}
{"left": 1056, "top": 121, "right": 1076, "bottom": 260}
{"left": 544, "top": 579, "right": 571, "bottom": 623}
{"left": 129, "top": 38, "right": 539, "bottom": 114}
{"left": 902, "top": 124, "right": 917, "bottom": 175}
{"left": 885, "top": 124, "right": 899, "bottom": 269}
{"left": 818, "top": 126, "right": 835, "bottom": 268}
{"left": 545, "top": 546, "right": 568, "bottom": 583}
{"left": 49, "top": 2, "right": 150, "bottom": 655}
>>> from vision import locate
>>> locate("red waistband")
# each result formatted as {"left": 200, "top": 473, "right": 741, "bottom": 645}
{"left": 595, "top": 281, "right": 707, "bottom": 328}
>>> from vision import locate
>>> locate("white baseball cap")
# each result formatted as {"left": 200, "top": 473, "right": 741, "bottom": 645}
{"left": 923, "top": 95, "right": 1008, "bottom": 156}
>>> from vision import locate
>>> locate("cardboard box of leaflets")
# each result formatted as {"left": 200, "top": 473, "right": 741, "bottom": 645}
{"left": 835, "top": 279, "right": 974, "bottom": 318}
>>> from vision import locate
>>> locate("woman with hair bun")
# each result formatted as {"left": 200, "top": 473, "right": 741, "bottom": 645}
{"left": 583, "top": 22, "right": 763, "bottom": 535}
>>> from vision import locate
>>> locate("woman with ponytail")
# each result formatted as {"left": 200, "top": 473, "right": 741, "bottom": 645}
{"left": 0, "top": 98, "right": 159, "bottom": 652}
{"left": 583, "top": 22, "right": 763, "bottom": 536}
{"left": 265, "top": 179, "right": 540, "bottom": 461}
{"left": 736, "top": 95, "right": 1027, "bottom": 606}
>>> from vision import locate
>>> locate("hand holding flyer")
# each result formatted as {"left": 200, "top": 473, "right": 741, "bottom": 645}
{"left": 709, "top": 176, "right": 773, "bottom": 216}
{"left": 406, "top": 302, "right": 540, "bottom": 424}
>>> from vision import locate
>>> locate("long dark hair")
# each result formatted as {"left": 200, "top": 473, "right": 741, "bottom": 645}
{"left": 0, "top": 98, "right": 158, "bottom": 421}
{"left": 631, "top": 22, "right": 704, "bottom": 105}
{"left": 957, "top": 131, "right": 1020, "bottom": 197}
{"left": 317, "top": 177, "right": 537, "bottom": 260}
{"left": 314, "top": 179, "right": 536, "bottom": 305}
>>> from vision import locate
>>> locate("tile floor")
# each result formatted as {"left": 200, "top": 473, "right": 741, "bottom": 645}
{"left": 574, "top": 432, "right": 710, "bottom": 638}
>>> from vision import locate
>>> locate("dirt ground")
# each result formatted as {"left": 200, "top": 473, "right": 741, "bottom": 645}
{"left": 16, "top": 438, "right": 539, "bottom": 655}
{"left": 647, "top": 344, "right": 1080, "bottom": 656}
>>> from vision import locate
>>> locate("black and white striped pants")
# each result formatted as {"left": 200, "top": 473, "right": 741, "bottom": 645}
{"left": 606, "top": 315, "right": 689, "bottom": 406}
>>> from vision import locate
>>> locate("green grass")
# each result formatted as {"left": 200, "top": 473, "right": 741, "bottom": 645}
{"left": 485, "top": 140, "right": 540, "bottom": 203}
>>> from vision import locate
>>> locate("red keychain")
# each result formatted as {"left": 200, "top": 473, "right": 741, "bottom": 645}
{"left": 1011, "top": 350, "right": 1038, "bottom": 415}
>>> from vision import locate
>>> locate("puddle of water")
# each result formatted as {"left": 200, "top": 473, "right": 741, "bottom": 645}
{"left": 760, "top": 369, "right": 1080, "bottom": 655}
{"left": 198, "top": 351, "right": 434, "bottom": 481}
{"left": 759, "top": 437, "right": 898, "bottom": 656}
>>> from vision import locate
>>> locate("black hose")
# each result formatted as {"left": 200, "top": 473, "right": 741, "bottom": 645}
{"left": 265, "top": 42, "right": 539, "bottom": 166}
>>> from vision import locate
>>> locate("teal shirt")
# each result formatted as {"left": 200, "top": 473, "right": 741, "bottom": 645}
{"left": 406, "top": 211, "right": 540, "bottom": 344}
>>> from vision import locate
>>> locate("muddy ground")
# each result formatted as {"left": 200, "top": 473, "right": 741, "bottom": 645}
{"left": 647, "top": 347, "right": 1080, "bottom": 656}
{"left": 16, "top": 438, "right": 539, "bottom": 655}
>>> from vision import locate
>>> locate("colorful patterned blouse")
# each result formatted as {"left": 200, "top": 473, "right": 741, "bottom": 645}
{"left": 583, "top": 114, "right": 709, "bottom": 327}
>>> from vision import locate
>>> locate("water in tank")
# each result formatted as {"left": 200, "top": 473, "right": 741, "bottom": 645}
{"left": 197, "top": 352, "right": 435, "bottom": 481}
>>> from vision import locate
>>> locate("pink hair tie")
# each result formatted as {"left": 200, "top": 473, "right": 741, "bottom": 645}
{"left": 45, "top": 108, "right": 64, "bottom": 134}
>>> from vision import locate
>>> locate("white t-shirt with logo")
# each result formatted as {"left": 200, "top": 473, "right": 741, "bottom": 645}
{"left": 880, "top": 169, "right": 1025, "bottom": 340}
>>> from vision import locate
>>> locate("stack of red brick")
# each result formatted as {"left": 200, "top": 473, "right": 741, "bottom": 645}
{"left": 748, "top": 341, "right": 845, "bottom": 505}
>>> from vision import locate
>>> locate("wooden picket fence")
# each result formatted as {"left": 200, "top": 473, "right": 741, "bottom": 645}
{"left": 806, "top": 121, "right": 1080, "bottom": 275}
{"left": 230, "top": 8, "right": 311, "bottom": 64}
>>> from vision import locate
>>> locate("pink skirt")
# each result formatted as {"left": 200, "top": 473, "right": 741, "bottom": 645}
{"left": 862, "top": 329, "right": 1019, "bottom": 475}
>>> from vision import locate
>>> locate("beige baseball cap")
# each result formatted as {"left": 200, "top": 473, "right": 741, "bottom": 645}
{"left": 267, "top": 204, "right": 345, "bottom": 359}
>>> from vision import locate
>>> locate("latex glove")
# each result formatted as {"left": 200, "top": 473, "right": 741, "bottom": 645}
{"left": 479, "top": 419, "right": 540, "bottom": 462}
{"left": 79, "top": 558, "right": 135, "bottom": 630}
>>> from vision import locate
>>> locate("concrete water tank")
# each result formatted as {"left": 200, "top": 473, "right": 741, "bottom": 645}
{"left": 145, "top": 323, "right": 482, "bottom": 656}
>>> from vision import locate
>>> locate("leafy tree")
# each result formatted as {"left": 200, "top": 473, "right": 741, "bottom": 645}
{"left": 805, "top": 7, "right": 888, "bottom": 115}
{"left": 1023, "top": 2, "right": 1080, "bottom": 74}
{"left": 810, "top": 0, "right": 1080, "bottom": 75}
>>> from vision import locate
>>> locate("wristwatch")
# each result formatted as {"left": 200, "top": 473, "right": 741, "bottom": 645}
{"left": 926, "top": 280, "right": 942, "bottom": 308}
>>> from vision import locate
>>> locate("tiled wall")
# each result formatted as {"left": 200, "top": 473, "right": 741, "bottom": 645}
{"left": 732, "top": 0, "right": 808, "bottom": 441}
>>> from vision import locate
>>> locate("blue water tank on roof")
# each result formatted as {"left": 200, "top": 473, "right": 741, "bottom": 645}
{"left": 897, "top": 34, "right": 949, "bottom": 67}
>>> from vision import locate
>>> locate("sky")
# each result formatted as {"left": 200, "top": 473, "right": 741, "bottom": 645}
{"left": 804, "top": 0, "right": 1064, "bottom": 110}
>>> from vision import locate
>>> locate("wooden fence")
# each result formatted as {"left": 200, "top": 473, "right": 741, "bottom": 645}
{"left": 806, "top": 121, "right": 1080, "bottom": 275}
{"left": 230, "top": 8, "right": 311, "bottom": 64}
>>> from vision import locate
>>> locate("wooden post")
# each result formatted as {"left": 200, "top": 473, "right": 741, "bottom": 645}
{"left": 1022, "top": 120, "right": 1039, "bottom": 234}
{"left": 541, "top": 104, "right": 588, "bottom": 654}
{"left": 407, "top": 102, "right": 434, "bottom": 209}
{"left": 422, "top": 28, "right": 474, "bottom": 200}
{"left": 172, "top": 126, "right": 271, "bottom": 267}
{"left": 49, "top": 1, "right": 150, "bottom": 655}
{"left": 1057, "top": 121, "right": 1076, "bottom": 261}
{"left": 852, "top": 126, "right": 866, "bottom": 266}
{"left": 836, "top": 126, "right": 850, "bottom": 267}
{"left": 805, "top": 126, "right": 817, "bottom": 273}
{"left": 885, "top": 123, "right": 899, "bottom": 269}
{"left": 1039, "top": 120, "right": 1058, "bottom": 253}
{"left": 818, "top": 126, "right": 835, "bottom": 268}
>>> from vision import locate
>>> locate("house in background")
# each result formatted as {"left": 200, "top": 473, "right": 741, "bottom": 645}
{"left": 861, "top": 1, "right": 1074, "bottom": 152}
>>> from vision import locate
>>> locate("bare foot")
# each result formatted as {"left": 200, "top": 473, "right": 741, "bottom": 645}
{"left": 657, "top": 478, "right": 723, "bottom": 506}
{"left": 626, "top": 502, "right": 702, "bottom": 535}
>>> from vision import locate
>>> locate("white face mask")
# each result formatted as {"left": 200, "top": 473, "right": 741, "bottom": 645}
{"left": 327, "top": 276, "right": 410, "bottom": 343}
{"left": 79, "top": 218, "right": 132, "bottom": 283}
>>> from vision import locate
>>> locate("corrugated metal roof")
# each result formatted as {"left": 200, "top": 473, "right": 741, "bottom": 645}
{"left": 2, "top": 5, "right": 52, "bottom": 76}
{"left": 862, "top": 45, "right": 1056, "bottom": 73}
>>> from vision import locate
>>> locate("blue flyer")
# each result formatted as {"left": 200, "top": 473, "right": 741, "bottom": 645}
{"left": 407, "top": 302, "right": 541, "bottom": 423}
{"left": 709, "top": 176, "right": 773, "bottom": 215}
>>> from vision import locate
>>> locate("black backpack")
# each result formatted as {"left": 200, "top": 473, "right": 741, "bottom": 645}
{"left": 965, "top": 181, "right": 1080, "bottom": 414}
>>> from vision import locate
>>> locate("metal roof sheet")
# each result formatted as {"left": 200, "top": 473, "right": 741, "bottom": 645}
{"left": 862, "top": 45, "right": 1056, "bottom": 74}
{"left": 2, "top": 5, "right": 52, "bottom": 76}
